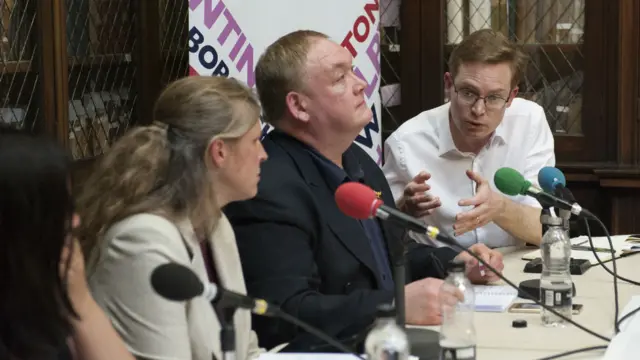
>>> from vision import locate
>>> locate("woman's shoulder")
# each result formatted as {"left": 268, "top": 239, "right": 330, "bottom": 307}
{"left": 210, "top": 213, "right": 236, "bottom": 243}
{"left": 100, "top": 213, "right": 188, "bottom": 256}
{"left": 215, "top": 213, "right": 233, "bottom": 232}
{"left": 105, "top": 213, "right": 180, "bottom": 240}
{"left": 88, "top": 213, "right": 193, "bottom": 289}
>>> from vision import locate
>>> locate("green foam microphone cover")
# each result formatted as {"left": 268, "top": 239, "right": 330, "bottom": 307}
{"left": 494, "top": 167, "right": 530, "bottom": 196}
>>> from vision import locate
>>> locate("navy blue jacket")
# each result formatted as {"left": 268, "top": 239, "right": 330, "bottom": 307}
{"left": 224, "top": 130, "right": 459, "bottom": 351}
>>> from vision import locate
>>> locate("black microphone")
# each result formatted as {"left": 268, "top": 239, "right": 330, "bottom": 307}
{"left": 556, "top": 185, "right": 576, "bottom": 202}
{"left": 554, "top": 186, "right": 576, "bottom": 222}
{"left": 150, "top": 262, "right": 277, "bottom": 316}
{"left": 150, "top": 262, "right": 365, "bottom": 359}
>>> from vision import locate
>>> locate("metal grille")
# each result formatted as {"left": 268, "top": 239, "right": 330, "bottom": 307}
{"left": 160, "top": 0, "right": 189, "bottom": 86}
{"left": 445, "top": 0, "right": 585, "bottom": 135}
{"left": 380, "top": 0, "right": 402, "bottom": 143}
{"left": 66, "top": 0, "right": 137, "bottom": 160}
{"left": 0, "top": 0, "right": 39, "bottom": 132}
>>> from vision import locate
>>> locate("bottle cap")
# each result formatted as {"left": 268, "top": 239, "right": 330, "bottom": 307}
{"left": 448, "top": 259, "right": 466, "bottom": 273}
{"left": 376, "top": 303, "right": 396, "bottom": 318}
{"left": 512, "top": 319, "right": 527, "bottom": 328}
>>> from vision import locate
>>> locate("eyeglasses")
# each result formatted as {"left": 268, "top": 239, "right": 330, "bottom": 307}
{"left": 453, "top": 84, "right": 510, "bottom": 111}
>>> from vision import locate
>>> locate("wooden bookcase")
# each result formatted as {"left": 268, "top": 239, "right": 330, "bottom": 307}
{"left": 0, "top": 0, "right": 188, "bottom": 185}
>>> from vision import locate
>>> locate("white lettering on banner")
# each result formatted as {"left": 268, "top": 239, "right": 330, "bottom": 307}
{"left": 189, "top": 0, "right": 383, "bottom": 165}
{"left": 341, "top": 0, "right": 382, "bottom": 165}
{"left": 189, "top": 0, "right": 255, "bottom": 86}
{"left": 188, "top": 27, "right": 231, "bottom": 77}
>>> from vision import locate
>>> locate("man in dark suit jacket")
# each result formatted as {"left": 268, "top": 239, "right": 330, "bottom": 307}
{"left": 224, "top": 30, "right": 504, "bottom": 352}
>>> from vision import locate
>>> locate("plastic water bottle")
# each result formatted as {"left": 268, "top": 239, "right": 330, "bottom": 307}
{"left": 540, "top": 211, "right": 573, "bottom": 326}
{"left": 364, "top": 303, "right": 410, "bottom": 360}
{"left": 439, "top": 260, "right": 476, "bottom": 360}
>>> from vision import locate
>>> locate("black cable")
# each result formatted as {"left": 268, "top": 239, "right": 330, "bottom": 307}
{"left": 559, "top": 187, "right": 639, "bottom": 335}
{"left": 274, "top": 309, "right": 366, "bottom": 359}
{"left": 432, "top": 230, "right": 611, "bottom": 343}
{"left": 560, "top": 188, "right": 638, "bottom": 286}
{"left": 308, "top": 325, "right": 373, "bottom": 352}
{"left": 583, "top": 217, "right": 621, "bottom": 333}
{"left": 616, "top": 306, "right": 640, "bottom": 330}
{"left": 535, "top": 345, "right": 608, "bottom": 360}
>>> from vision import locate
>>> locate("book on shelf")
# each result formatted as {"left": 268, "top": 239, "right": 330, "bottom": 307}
{"left": 88, "top": 0, "right": 133, "bottom": 55}
{"left": 1, "top": 0, "right": 35, "bottom": 62}
{"left": 445, "top": 0, "right": 585, "bottom": 45}
{"left": 68, "top": 90, "right": 132, "bottom": 159}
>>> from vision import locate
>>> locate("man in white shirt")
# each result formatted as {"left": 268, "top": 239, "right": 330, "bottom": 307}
{"left": 383, "top": 29, "right": 555, "bottom": 249}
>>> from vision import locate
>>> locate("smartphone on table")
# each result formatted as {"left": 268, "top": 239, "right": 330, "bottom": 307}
{"left": 508, "top": 302, "right": 583, "bottom": 315}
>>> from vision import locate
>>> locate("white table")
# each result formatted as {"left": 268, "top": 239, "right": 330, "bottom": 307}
{"left": 410, "top": 247, "right": 640, "bottom": 360}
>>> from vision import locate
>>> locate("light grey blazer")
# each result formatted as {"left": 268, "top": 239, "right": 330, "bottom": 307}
{"left": 88, "top": 213, "right": 262, "bottom": 360}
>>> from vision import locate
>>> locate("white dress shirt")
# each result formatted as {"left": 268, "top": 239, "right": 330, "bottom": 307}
{"left": 382, "top": 98, "right": 555, "bottom": 248}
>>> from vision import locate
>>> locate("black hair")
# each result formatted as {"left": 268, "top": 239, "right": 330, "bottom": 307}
{"left": 0, "top": 126, "right": 77, "bottom": 359}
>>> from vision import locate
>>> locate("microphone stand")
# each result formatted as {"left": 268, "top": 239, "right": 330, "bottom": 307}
{"left": 393, "top": 232, "right": 441, "bottom": 360}
{"left": 554, "top": 187, "right": 573, "bottom": 236}
{"left": 392, "top": 233, "right": 408, "bottom": 327}
{"left": 220, "top": 308, "right": 237, "bottom": 360}
{"left": 559, "top": 208, "right": 572, "bottom": 236}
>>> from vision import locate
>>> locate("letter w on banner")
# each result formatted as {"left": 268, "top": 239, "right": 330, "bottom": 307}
{"left": 188, "top": 0, "right": 383, "bottom": 165}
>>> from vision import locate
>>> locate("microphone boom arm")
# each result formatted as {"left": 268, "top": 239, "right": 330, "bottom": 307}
{"left": 529, "top": 188, "right": 589, "bottom": 218}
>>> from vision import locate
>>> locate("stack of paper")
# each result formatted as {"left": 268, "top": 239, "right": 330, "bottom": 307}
{"left": 622, "top": 235, "right": 640, "bottom": 254}
{"left": 473, "top": 285, "right": 519, "bottom": 313}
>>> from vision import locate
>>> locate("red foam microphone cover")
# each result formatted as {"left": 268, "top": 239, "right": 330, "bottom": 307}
{"left": 335, "top": 182, "right": 382, "bottom": 220}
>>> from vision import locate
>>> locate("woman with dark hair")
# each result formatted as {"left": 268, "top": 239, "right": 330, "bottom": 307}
{"left": 0, "top": 128, "right": 134, "bottom": 360}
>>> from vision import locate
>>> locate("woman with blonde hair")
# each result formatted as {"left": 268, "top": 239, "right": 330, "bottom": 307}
{"left": 76, "top": 76, "right": 267, "bottom": 360}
